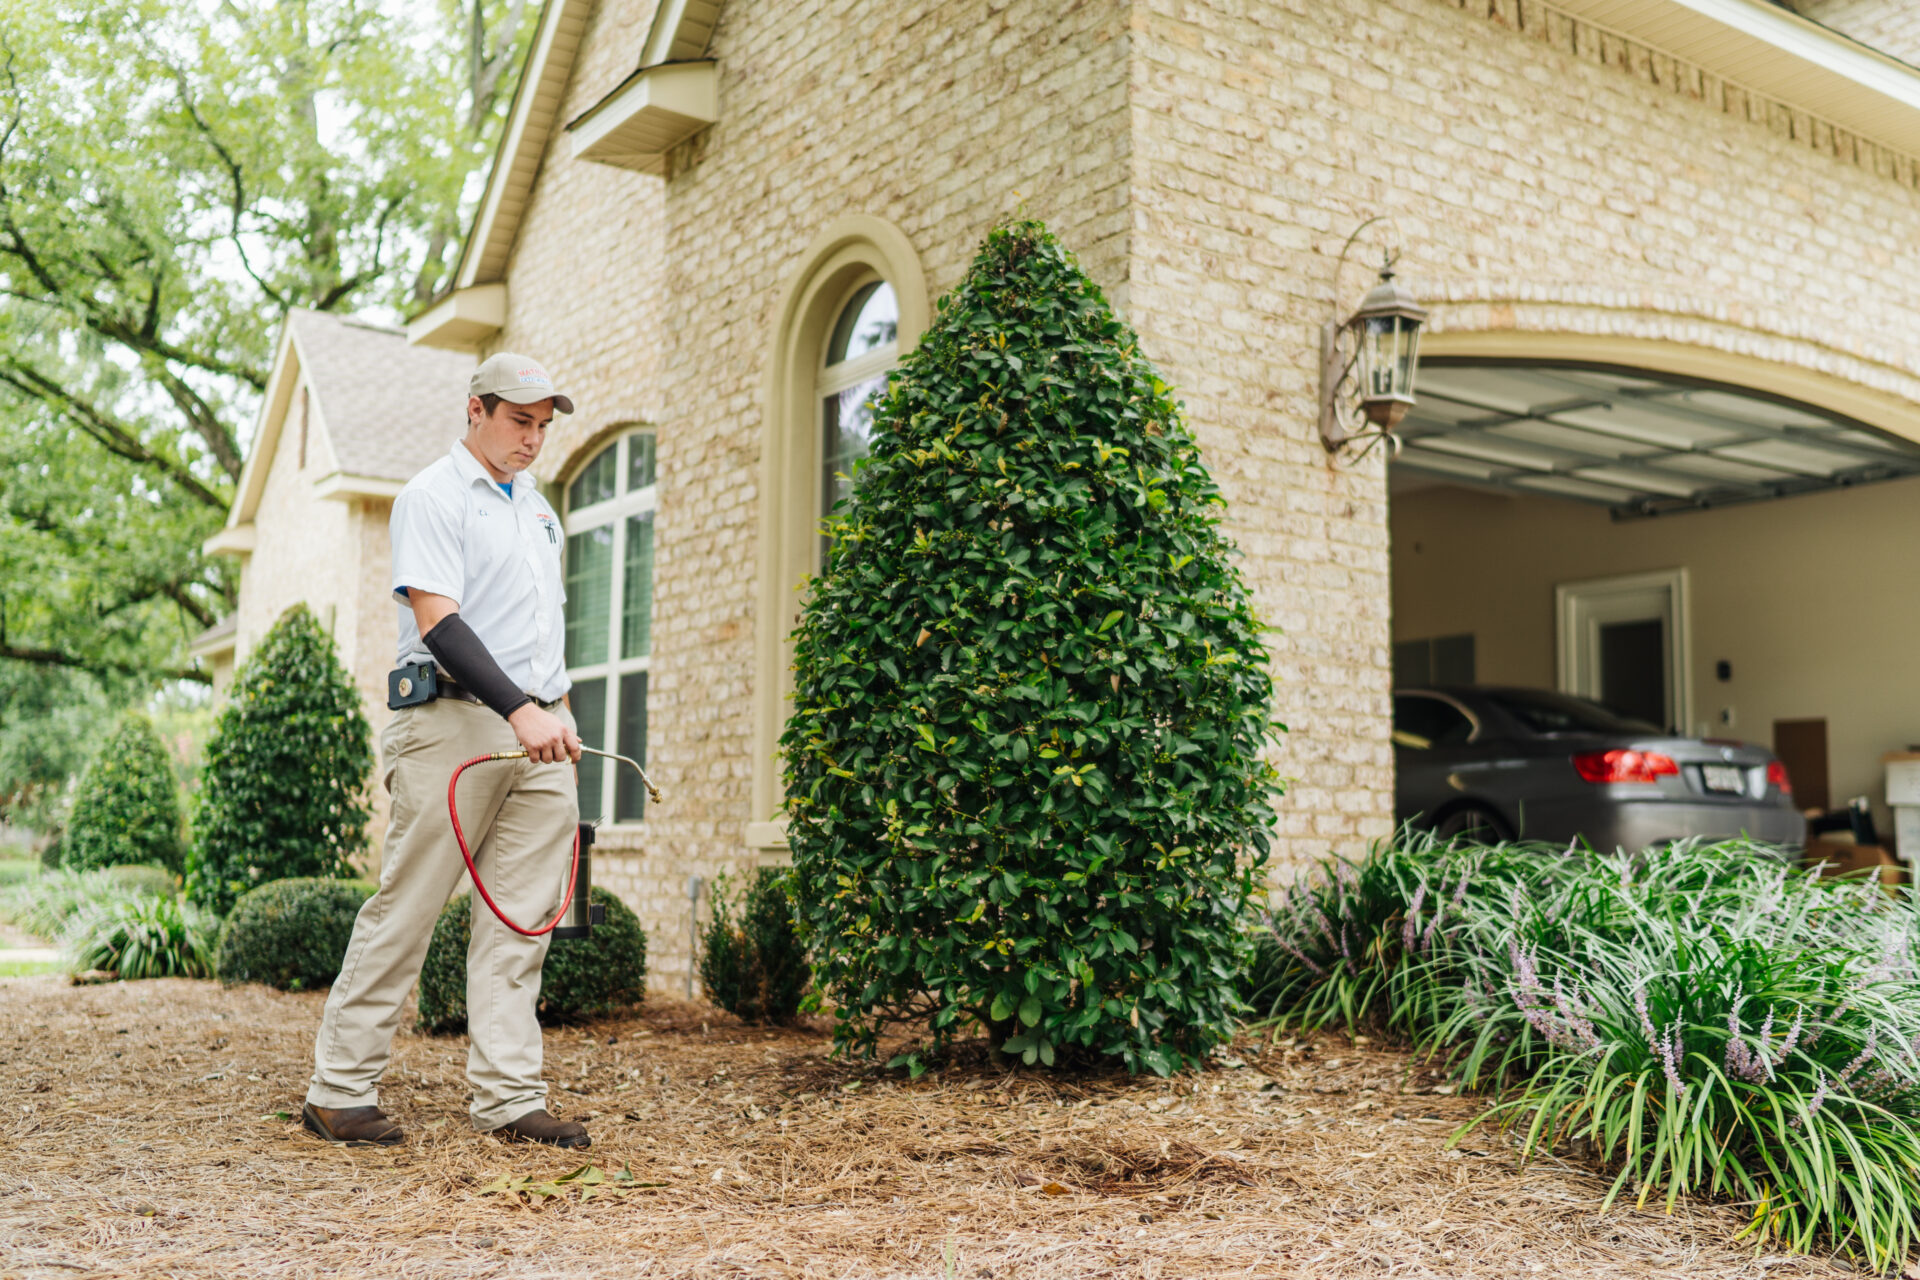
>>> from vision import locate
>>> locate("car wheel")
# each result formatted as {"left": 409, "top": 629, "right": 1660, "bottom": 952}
{"left": 1434, "top": 805, "right": 1513, "bottom": 846}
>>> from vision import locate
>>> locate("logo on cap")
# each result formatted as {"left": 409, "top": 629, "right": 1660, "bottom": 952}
{"left": 517, "top": 369, "right": 551, "bottom": 386}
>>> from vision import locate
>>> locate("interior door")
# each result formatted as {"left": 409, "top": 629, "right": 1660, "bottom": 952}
{"left": 1557, "top": 570, "right": 1691, "bottom": 733}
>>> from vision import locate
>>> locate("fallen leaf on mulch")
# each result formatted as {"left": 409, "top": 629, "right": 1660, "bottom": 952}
{"left": 476, "top": 1163, "right": 669, "bottom": 1204}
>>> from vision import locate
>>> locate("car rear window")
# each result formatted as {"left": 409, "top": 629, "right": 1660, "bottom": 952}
{"left": 1393, "top": 695, "right": 1475, "bottom": 749}
{"left": 1481, "top": 688, "right": 1661, "bottom": 735}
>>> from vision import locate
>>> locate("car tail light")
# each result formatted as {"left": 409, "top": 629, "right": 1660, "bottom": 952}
{"left": 1571, "top": 749, "right": 1681, "bottom": 784}
{"left": 1767, "top": 760, "right": 1792, "bottom": 795}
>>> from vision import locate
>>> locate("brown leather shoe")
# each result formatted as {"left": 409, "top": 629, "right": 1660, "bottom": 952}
{"left": 302, "top": 1102, "right": 404, "bottom": 1147}
{"left": 491, "top": 1108, "right": 590, "bottom": 1149}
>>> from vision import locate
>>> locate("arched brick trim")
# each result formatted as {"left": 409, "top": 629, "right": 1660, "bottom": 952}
{"left": 747, "top": 215, "right": 931, "bottom": 850}
{"left": 1422, "top": 299, "right": 1920, "bottom": 443}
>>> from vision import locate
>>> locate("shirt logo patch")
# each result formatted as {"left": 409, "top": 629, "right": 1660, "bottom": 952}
{"left": 535, "top": 511, "right": 558, "bottom": 544}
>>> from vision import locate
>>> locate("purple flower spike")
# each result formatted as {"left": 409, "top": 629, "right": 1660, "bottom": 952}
{"left": 1634, "top": 985, "right": 1659, "bottom": 1047}
{"left": 1451, "top": 868, "right": 1471, "bottom": 909}
{"left": 1278, "top": 938, "right": 1324, "bottom": 978}
{"left": 1658, "top": 1021, "right": 1688, "bottom": 1099}
{"left": 1837, "top": 1032, "right": 1879, "bottom": 1090}
{"left": 1401, "top": 883, "right": 1429, "bottom": 955}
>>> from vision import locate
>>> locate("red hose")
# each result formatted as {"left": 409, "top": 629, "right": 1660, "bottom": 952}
{"left": 447, "top": 751, "right": 581, "bottom": 938}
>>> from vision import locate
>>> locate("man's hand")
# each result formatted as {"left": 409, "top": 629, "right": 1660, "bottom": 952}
{"left": 509, "top": 703, "right": 582, "bottom": 764}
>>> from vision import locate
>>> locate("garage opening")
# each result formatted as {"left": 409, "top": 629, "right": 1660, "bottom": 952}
{"left": 1388, "top": 358, "right": 1920, "bottom": 849}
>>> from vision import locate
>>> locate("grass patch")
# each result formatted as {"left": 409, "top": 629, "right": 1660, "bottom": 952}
{"left": 0, "top": 955, "right": 64, "bottom": 977}
{"left": 1252, "top": 836, "right": 1920, "bottom": 1269}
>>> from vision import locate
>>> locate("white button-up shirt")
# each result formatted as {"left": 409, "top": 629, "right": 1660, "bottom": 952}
{"left": 390, "top": 440, "right": 570, "bottom": 703}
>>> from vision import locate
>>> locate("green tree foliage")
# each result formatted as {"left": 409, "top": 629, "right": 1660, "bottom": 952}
{"left": 0, "top": 663, "right": 120, "bottom": 839}
{"left": 0, "top": 0, "right": 534, "bottom": 687}
{"left": 783, "top": 219, "right": 1282, "bottom": 1076}
{"left": 698, "top": 867, "right": 810, "bottom": 1023}
{"left": 416, "top": 889, "right": 650, "bottom": 1033}
{"left": 62, "top": 711, "right": 185, "bottom": 873}
{"left": 186, "top": 605, "right": 372, "bottom": 913}
{"left": 215, "top": 876, "right": 374, "bottom": 990}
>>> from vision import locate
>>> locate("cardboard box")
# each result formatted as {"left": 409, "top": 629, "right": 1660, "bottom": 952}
{"left": 1885, "top": 752, "right": 1920, "bottom": 806}
{"left": 1805, "top": 837, "right": 1906, "bottom": 891}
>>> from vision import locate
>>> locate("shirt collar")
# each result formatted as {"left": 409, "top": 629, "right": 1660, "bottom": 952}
{"left": 450, "top": 439, "right": 533, "bottom": 500}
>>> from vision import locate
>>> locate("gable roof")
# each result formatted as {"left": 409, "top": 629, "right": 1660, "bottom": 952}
{"left": 289, "top": 310, "right": 473, "bottom": 484}
{"left": 451, "top": 0, "right": 722, "bottom": 293}
{"left": 213, "top": 309, "right": 473, "bottom": 540}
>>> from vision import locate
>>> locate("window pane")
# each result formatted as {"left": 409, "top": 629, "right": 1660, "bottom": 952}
{"left": 571, "top": 677, "right": 607, "bottom": 821}
{"left": 564, "top": 526, "right": 613, "bottom": 666}
{"left": 568, "top": 443, "right": 618, "bottom": 510}
{"left": 615, "top": 671, "right": 649, "bottom": 822}
{"left": 621, "top": 513, "right": 654, "bottom": 660}
{"left": 627, "top": 432, "right": 657, "bottom": 492}
{"left": 821, "top": 375, "right": 885, "bottom": 532}
{"left": 826, "top": 282, "right": 898, "bottom": 365}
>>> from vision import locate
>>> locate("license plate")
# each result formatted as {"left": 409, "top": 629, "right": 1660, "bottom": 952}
{"left": 1702, "top": 764, "right": 1746, "bottom": 794}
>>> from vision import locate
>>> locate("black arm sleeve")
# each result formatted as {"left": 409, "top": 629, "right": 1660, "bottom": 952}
{"left": 422, "top": 613, "right": 532, "bottom": 720}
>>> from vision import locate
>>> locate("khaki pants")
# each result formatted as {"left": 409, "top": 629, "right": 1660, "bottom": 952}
{"left": 307, "top": 696, "right": 579, "bottom": 1130}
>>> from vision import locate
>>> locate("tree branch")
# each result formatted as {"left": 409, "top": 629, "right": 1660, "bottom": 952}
{"left": 0, "top": 362, "right": 229, "bottom": 509}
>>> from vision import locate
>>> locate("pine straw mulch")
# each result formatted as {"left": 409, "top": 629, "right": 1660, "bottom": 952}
{"left": 0, "top": 976, "right": 1867, "bottom": 1280}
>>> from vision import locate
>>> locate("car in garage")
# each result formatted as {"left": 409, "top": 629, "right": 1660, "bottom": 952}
{"left": 1393, "top": 685, "right": 1807, "bottom": 850}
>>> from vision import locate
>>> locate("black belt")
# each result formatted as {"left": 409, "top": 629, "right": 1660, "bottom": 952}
{"left": 439, "top": 678, "right": 563, "bottom": 712}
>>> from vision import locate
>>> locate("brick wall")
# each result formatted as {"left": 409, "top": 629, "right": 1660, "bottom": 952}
{"left": 484, "top": 0, "right": 1920, "bottom": 988}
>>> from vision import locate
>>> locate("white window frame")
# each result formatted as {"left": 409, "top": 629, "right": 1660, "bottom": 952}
{"left": 813, "top": 282, "right": 899, "bottom": 573}
{"left": 564, "top": 429, "right": 657, "bottom": 828}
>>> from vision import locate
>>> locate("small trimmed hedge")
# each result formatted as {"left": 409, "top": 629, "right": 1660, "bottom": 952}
{"left": 699, "top": 867, "right": 809, "bottom": 1023}
{"left": 64, "top": 712, "right": 185, "bottom": 874}
{"left": 215, "top": 877, "right": 375, "bottom": 991}
{"left": 416, "top": 888, "right": 648, "bottom": 1034}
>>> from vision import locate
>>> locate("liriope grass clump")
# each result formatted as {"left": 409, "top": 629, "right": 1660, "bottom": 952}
{"left": 784, "top": 218, "right": 1282, "bottom": 1076}
{"left": 1255, "top": 837, "right": 1920, "bottom": 1268}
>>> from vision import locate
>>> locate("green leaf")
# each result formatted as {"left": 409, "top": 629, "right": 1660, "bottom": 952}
{"left": 1098, "top": 610, "right": 1124, "bottom": 634}
{"left": 1018, "top": 995, "right": 1043, "bottom": 1027}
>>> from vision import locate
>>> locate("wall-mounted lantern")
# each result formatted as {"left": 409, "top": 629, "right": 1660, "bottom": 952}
{"left": 1320, "top": 225, "right": 1427, "bottom": 456}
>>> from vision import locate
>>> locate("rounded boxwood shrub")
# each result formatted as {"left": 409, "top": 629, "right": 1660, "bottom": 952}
{"left": 416, "top": 887, "right": 649, "bottom": 1034}
{"left": 63, "top": 712, "right": 185, "bottom": 874}
{"left": 186, "top": 604, "right": 373, "bottom": 914}
{"left": 782, "top": 218, "right": 1282, "bottom": 1076}
{"left": 698, "top": 866, "right": 809, "bottom": 1023}
{"left": 214, "top": 876, "right": 375, "bottom": 991}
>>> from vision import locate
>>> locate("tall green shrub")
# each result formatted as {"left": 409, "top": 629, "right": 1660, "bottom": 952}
{"left": 782, "top": 219, "right": 1282, "bottom": 1076}
{"left": 62, "top": 712, "right": 185, "bottom": 873}
{"left": 186, "top": 604, "right": 372, "bottom": 914}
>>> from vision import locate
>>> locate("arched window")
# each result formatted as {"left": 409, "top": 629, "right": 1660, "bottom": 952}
{"left": 562, "top": 428, "right": 656, "bottom": 824}
{"left": 816, "top": 280, "right": 899, "bottom": 561}
{"left": 752, "top": 216, "right": 928, "bottom": 850}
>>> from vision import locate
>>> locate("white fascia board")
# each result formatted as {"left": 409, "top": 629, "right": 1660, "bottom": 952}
{"left": 1553, "top": 0, "right": 1920, "bottom": 153}
{"left": 313, "top": 472, "right": 408, "bottom": 502}
{"left": 455, "top": 0, "right": 593, "bottom": 289}
{"left": 188, "top": 625, "right": 236, "bottom": 659}
{"left": 406, "top": 283, "right": 508, "bottom": 350}
{"left": 227, "top": 320, "right": 301, "bottom": 528}
{"left": 568, "top": 62, "right": 718, "bottom": 175}
{"left": 744, "top": 818, "right": 789, "bottom": 851}
{"left": 202, "top": 524, "right": 257, "bottom": 557}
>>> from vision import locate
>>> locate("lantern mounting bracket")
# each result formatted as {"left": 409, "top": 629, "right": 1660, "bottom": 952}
{"left": 1318, "top": 218, "right": 1427, "bottom": 459}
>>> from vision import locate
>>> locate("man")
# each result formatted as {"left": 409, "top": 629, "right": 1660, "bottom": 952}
{"left": 303, "top": 353, "right": 589, "bottom": 1149}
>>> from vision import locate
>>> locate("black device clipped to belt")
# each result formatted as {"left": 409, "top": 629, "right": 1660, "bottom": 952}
{"left": 387, "top": 662, "right": 438, "bottom": 710}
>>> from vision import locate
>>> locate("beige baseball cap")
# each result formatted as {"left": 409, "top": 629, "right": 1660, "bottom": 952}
{"left": 469, "top": 352, "right": 575, "bottom": 414}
